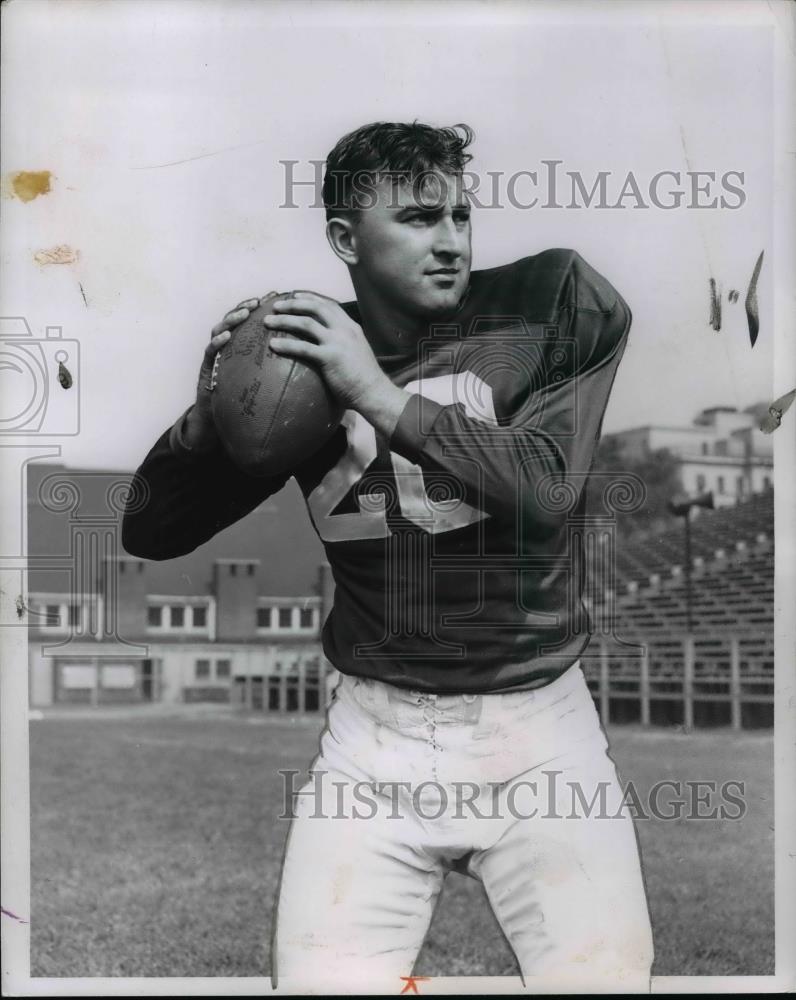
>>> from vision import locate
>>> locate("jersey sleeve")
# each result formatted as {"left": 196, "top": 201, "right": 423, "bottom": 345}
{"left": 121, "top": 409, "right": 291, "bottom": 560}
{"left": 388, "top": 250, "right": 630, "bottom": 531}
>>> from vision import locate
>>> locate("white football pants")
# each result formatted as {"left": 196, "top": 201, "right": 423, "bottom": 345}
{"left": 273, "top": 663, "right": 654, "bottom": 991}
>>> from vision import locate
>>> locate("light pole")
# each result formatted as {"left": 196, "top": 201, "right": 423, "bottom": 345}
{"left": 666, "top": 491, "right": 715, "bottom": 633}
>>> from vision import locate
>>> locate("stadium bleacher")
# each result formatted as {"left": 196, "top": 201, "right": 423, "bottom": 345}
{"left": 592, "top": 486, "right": 774, "bottom": 632}
{"left": 583, "top": 486, "right": 774, "bottom": 728}
{"left": 611, "top": 488, "right": 774, "bottom": 588}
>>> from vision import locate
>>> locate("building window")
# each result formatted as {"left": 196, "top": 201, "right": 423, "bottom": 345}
{"left": 268, "top": 675, "right": 281, "bottom": 711}
{"left": 763, "top": 476, "right": 771, "bottom": 489}
{"left": 299, "top": 608, "right": 314, "bottom": 629}
{"left": 46, "top": 604, "right": 60, "bottom": 625}
{"left": 101, "top": 663, "right": 136, "bottom": 689}
{"left": 67, "top": 604, "right": 80, "bottom": 626}
{"left": 279, "top": 607, "right": 293, "bottom": 628}
{"left": 230, "top": 564, "right": 237, "bottom": 577}
{"left": 257, "top": 607, "right": 272, "bottom": 628}
{"left": 736, "top": 476, "right": 745, "bottom": 496}
{"left": 701, "top": 442, "right": 709, "bottom": 455}
{"left": 60, "top": 662, "right": 96, "bottom": 690}
{"left": 170, "top": 605, "right": 185, "bottom": 627}
{"left": 717, "top": 476, "right": 725, "bottom": 495}
{"left": 147, "top": 605, "right": 162, "bottom": 627}
{"left": 304, "top": 657, "right": 321, "bottom": 712}
{"left": 286, "top": 663, "right": 300, "bottom": 712}
{"left": 696, "top": 474, "right": 706, "bottom": 492}
{"left": 216, "top": 659, "right": 231, "bottom": 679}
{"left": 192, "top": 605, "right": 207, "bottom": 628}
{"left": 247, "top": 563, "right": 255, "bottom": 576}
{"left": 195, "top": 659, "right": 210, "bottom": 680}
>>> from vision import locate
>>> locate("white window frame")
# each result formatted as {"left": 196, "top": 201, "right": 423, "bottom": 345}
{"left": 146, "top": 597, "right": 213, "bottom": 637}
{"left": 256, "top": 597, "right": 321, "bottom": 635}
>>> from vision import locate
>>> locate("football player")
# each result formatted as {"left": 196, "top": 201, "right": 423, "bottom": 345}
{"left": 123, "top": 122, "right": 654, "bottom": 988}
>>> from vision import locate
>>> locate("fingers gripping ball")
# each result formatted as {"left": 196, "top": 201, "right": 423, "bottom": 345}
{"left": 210, "top": 294, "right": 342, "bottom": 476}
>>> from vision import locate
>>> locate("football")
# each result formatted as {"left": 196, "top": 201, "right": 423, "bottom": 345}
{"left": 210, "top": 294, "right": 342, "bottom": 477}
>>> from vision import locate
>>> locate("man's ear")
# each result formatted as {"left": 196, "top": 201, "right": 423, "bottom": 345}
{"left": 326, "top": 216, "right": 359, "bottom": 266}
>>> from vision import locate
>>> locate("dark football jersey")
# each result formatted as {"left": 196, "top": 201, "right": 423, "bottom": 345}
{"left": 123, "top": 248, "right": 630, "bottom": 694}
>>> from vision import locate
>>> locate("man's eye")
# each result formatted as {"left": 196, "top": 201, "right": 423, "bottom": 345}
{"left": 454, "top": 212, "right": 471, "bottom": 225}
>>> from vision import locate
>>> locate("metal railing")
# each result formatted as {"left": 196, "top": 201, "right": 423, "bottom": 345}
{"left": 581, "top": 632, "right": 774, "bottom": 730}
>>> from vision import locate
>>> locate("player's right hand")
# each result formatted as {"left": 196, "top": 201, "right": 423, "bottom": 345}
{"left": 182, "top": 294, "right": 275, "bottom": 451}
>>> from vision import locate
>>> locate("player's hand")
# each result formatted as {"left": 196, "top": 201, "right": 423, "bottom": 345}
{"left": 265, "top": 291, "right": 392, "bottom": 412}
{"left": 183, "top": 294, "right": 275, "bottom": 450}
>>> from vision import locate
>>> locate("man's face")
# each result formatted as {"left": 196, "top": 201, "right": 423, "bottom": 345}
{"left": 350, "top": 172, "right": 472, "bottom": 320}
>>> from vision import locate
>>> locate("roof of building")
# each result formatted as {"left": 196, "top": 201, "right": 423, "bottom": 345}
{"left": 606, "top": 401, "right": 769, "bottom": 440}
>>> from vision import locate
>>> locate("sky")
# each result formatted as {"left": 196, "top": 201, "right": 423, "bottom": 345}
{"left": 0, "top": 0, "right": 777, "bottom": 472}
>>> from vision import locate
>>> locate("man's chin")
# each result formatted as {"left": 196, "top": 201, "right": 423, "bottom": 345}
{"left": 416, "top": 288, "right": 467, "bottom": 318}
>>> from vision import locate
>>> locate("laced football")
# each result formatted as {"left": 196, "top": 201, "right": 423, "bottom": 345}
{"left": 211, "top": 294, "right": 342, "bottom": 476}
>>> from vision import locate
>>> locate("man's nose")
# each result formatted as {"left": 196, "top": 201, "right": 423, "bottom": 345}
{"left": 432, "top": 218, "right": 464, "bottom": 259}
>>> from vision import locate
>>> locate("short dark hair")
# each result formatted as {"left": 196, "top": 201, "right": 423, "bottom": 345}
{"left": 322, "top": 121, "right": 474, "bottom": 220}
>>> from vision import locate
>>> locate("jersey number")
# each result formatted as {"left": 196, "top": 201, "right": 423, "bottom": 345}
{"left": 306, "top": 373, "right": 497, "bottom": 542}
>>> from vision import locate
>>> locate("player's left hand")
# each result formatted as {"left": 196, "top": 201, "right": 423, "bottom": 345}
{"left": 265, "top": 291, "right": 390, "bottom": 412}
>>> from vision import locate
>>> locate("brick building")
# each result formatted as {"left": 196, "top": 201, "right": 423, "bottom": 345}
{"left": 25, "top": 462, "right": 336, "bottom": 712}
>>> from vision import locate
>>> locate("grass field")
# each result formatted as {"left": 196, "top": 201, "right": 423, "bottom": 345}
{"left": 29, "top": 709, "right": 774, "bottom": 978}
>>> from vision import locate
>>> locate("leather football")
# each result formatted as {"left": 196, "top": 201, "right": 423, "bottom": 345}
{"left": 210, "top": 294, "right": 342, "bottom": 477}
